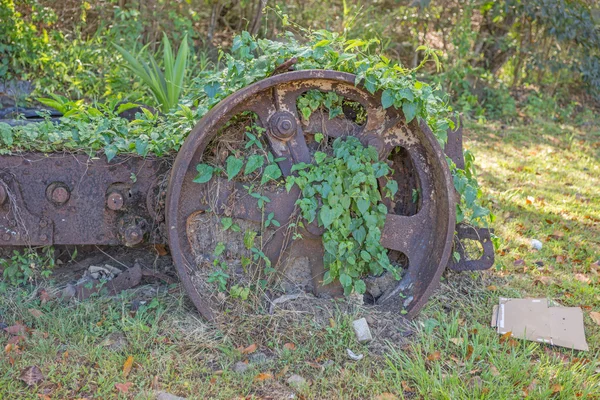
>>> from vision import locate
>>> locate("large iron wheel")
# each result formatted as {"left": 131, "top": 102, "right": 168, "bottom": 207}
{"left": 166, "top": 70, "right": 455, "bottom": 321}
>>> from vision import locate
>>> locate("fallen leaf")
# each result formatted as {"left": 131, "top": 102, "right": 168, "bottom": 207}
{"left": 374, "top": 393, "right": 398, "bottom": 400}
{"left": 589, "top": 312, "right": 600, "bottom": 326}
{"left": 401, "top": 381, "right": 413, "bottom": 392}
{"left": 513, "top": 259, "right": 525, "bottom": 267}
{"left": 39, "top": 290, "right": 51, "bottom": 305}
{"left": 306, "top": 361, "right": 323, "bottom": 370}
{"left": 427, "top": 351, "right": 441, "bottom": 361}
{"left": 556, "top": 255, "right": 566, "bottom": 264}
{"left": 275, "top": 365, "right": 289, "bottom": 379}
{"left": 151, "top": 375, "right": 159, "bottom": 390}
{"left": 154, "top": 243, "right": 168, "bottom": 256}
{"left": 551, "top": 383, "right": 562, "bottom": 393}
{"left": 115, "top": 382, "right": 133, "bottom": 393}
{"left": 486, "top": 285, "right": 497, "bottom": 291}
{"left": 28, "top": 309, "right": 43, "bottom": 318}
{"left": 329, "top": 318, "right": 336, "bottom": 328}
{"left": 283, "top": 342, "right": 296, "bottom": 351}
{"left": 5, "top": 343, "right": 17, "bottom": 353}
{"left": 241, "top": 343, "right": 257, "bottom": 355}
{"left": 548, "top": 231, "right": 565, "bottom": 240}
{"left": 499, "top": 331, "right": 513, "bottom": 343}
{"left": 19, "top": 366, "right": 44, "bottom": 386}
{"left": 526, "top": 196, "right": 535, "bottom": 205}
{"left": 254, "top": 373, "right": 273, "bottom": 381}
{"left": 449, "top": 338, "right": 462, "bottom": 345}
{"left": 37, "top": 395, "right": 50, "bottom": 400}
{"left": 5, "top": 323, "right": 26, "bottom": 335}
{"left": 466, "top": 344, "right": 474, "bottom": 359}
{"left": 574, "top": 274, "right": 591, "bottom": 284}
{"left": 534, "top": 276, "right": 553, "bottom": 286}
{"left": 490, "top": 364, "right": 500, "bottom": 377}
{"left": 7, "top": 336, "right": 25, "bottom": 345}
{"left": 123, "top": 356, "right": 134, "bottom": 378}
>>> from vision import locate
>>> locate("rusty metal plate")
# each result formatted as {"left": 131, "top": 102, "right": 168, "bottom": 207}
{"left": 0, "top": 153, "right": 169, "bottom": 247}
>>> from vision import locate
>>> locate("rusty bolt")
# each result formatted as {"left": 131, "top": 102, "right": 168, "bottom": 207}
{"left": 269, "top": 111, "right": 297, "bottom": 141}
{"left": 39, "top": 220, "right": 47, "bottom": 228}
{"left": 123, "top": 225, "right": 144, "bottom": 247}
{"left": 2, "top": 233, "right": 10, "bottom": 241}
{"left": 0, "top": 185, "right": 6, "bottom": 205}
{"left": 40, "top": 234, "right": 48, "bottom": 242}
{"left": 107, "top": 192, "right": 124, "bottom": 211}
{"left": 46, "top": 183, "right": 70, "bottom": 205}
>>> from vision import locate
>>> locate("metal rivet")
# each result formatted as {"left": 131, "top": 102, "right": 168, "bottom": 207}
{"left": 2, "top": 233, "right": 11, "bottom": 241}
{"left": 269, "top": 111, "right": 297, "bottom": 141}
{"left": 107, "top": 192, "right": 124, "bottom": 211}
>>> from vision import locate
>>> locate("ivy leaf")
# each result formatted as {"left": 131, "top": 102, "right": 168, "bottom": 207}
{"left": 398, "top": 88, "right": 414, "bottom": 102}
{"left": 353, "top": 279, "right": 366, "bottom": 294}
{"left": 204, "top": 81, "right": 220, "bottom": 99}
{"left": 244, "top": 154, "right": 264, "bottom": 175}
{"left": 135, "top": 138, "right": 148, "bottom": 156}
{"left": 315, "top": 133, "right": 324, "bottom": 143}
{"left": 261, "top": 164, "right": 282, "bottom": 185}
{"left": 381, "top": 89, "right": 394, "bottom": 109}
{"left": 105, "top": 145, "right": 118, "bottom": 162}
{"left": 339, "top": 273, "right": 352, "bottom": 289}
{"left": 226, "top": 155, "right": 243, "bottom": 181}
{"left": 360, "top": 250, "right": 372, "bottom": 261}
{"left": 353, "top": 226, "right": 367, "bottom": 245}
{"left": 244, "top": 230, "right": 257, "bottom": 250}
{"left": 385, "top": 180, "right": 398, "bottom": 198}
{"left": 320, "top": 205, "right": 335, "bottom": 228}
{"left": 221, "top": 217, "right": 233, "bottom": 230}
{"left": 357, "top": 198, "right": 370, "bottom": 215}
{"left": 314, "top": 151, "right": 327, "bottom": 164}
{"left": 194, "top": 163, "right": 214, "bottom": 183}
{"left": 402, "top": 101, "right": 418, "bottom": 123}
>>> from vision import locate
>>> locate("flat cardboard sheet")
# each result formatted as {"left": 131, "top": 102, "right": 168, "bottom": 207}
{"left": 491, "top": 298, "right": 588, "bottom": 351}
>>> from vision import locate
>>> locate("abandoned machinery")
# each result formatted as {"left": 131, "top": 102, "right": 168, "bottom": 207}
{"left": 0, "top": 70, "right": 494, "bottom": 321}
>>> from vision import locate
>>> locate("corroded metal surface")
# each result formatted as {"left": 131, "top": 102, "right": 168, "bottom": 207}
{"left": 448, "top": 223, "right": 495, "bottom": 271}
{"left": 0, "top": 154, "right": 168, "bottom": 246}
{"left": 166, "top": 70, "right": 462, "bottom": 320}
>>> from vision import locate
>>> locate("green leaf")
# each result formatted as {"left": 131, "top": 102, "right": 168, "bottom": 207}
{"left": 261, "top": 164, "right": 282, "bottom": 185}
{"left": 135, "top": 138, "right": 148, "bottom": 156}
{"left": 381, "top": 89, "right": 394, "bottom": 109}
{"left": 320, "top": 205, "right": 335, "bottom": 228}
{"left": 221, "top": 217, "right": 233, "bottom": 231}
{"left": 214, "top": 242, "right": 226, "bottom": 257}
{"left": 194, "top": 164, "right": 214, "bottom": 183}
{"left": 244, "top": 230, "right": 257, "bottom": 250}
{"left": 244, "top": 154, "right": 264, "bottom": 175}
{"left": 105, "top": 145, "right": 117, "bottom": 162}
{"left": 360, "top": 250, "right": 372, "bottom": 261}
{"left": 402, "top": 101, "right": 418, "bottom": 123}
{"left": 314, "top": 151, "right": 327, "bottom": 164}
{"left": 339, "top": 273, "right": 352, "bottom": 288}
{"left": 226, "top": 155, "right": 243, "bottom": 181}
{"left": 353, "top": 279, "right": 366, "bottom": 294}
{"left": 315, "top": 133, "right": 324, "bottom": 143}
{"left": 357, "top": 198, "right": 370, "bottom": 215}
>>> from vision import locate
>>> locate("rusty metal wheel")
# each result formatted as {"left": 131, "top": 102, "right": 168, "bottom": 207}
{"left": 166, "top": 70, "right": 455, "bottom": 321}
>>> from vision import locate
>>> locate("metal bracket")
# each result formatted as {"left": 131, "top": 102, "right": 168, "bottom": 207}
{"left": 448, "top": 223, "right": 495, "bottom": 271}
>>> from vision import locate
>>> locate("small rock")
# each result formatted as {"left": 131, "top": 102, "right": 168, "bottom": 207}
{"left": 249, "top": 352, "right": 268, "bottom": 365}
{"left": 322, "top": 359, "right": 334, "bottom": 368}
{"left": 346, "top": 348, "right": 364, "bottom": 361}
{"left": 155, "top": 391, "right": 186, "bottom": 400}
{"left": 286, "top": 374, "right": 307, "bottom": 388}
{"left": 61, "top": 284, "right": 77, "bottom": 300}
{"left": 100, "top": 332, "right": 128, "bottom": 351}
{"left": 233, "top": 361, "right": 249, "bottom": 374}
{"left": 531, "top": 239, "right": 543, "bottom": 250}
{"left": 352, "top": 317, "right": 373, "bottom": 343}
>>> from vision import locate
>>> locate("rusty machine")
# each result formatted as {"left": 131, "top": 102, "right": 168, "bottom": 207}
{"left": 0, "top": 70, "right": 494, "bottom": 321}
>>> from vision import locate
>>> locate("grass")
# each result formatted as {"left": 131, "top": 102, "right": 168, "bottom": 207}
{"left": 1, "top": 116, "right": 599, "bottom": 399}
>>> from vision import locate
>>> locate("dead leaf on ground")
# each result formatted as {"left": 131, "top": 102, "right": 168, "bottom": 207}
{"left": 154, "top": 243, "right": 168, "bottom": 256}
{"left": 275, "top": 365, "right": 289, "bottom": 379}
{"left": 574, "top": 274, "right": 591, "bottom": 284}
{"left": 556, "top": 255, "right": 566, "bottom": 264}
{"left": 466, "top": 344, "right": 474, "bottom": 359}
{"left": 487, "top": 285, "right": 497, "bottom": 291}
{"left": 39, "top": 290, "right": 51, "bottom": 305}
{"left": 401, "top": 381, "right": 413, "bottom": 392}
{"left": 589, "top": 312, "right": 600, "bottom": 326}
{"left": 37, "top": 395, "right": 50, "bottom": 400}
{"left": 28, "top": 309, "right": 43, "bottom": 318}
{"left": 254, "top": 373, "right": 273, "bottom": 382}
{"left": 449, "top": 338, "right": 462, "bottom": 346}
{"left": 374, "top": 393, "right": 398, "bottom": 400}
{"left": 283, "top": 342, "right": 296, "bottom": 351}
{"left": 115, "top": 382, "right": 133, "bottom": 393}
{"left": 241, "top": 343, "right": 257, "bottom": 355}
{"left": 513, "top": 259, "right": 525, "bottom": 267}
{"left": 499, "top": 331, "right": 513, "bottom": 343}
{"left": 19, "top": 366, "right": 44, "bottom": 386}
{"left": 490, "top": 364, "right": 500, "bottom": 377}
{"left": 548, "top": 231, "right": 565, "bottom": 240}
{"left": 5, "top": 323, "right": 27, "bottom": 335}
{"left": 427, "top": 351, "right": 441, "bottom": 361}
{"left": 122, "top": 355, "right": 134, "bottom": 378}
{"left": 526, "top": 196, "right": 535, "bottom": 205}
{"left": 551, "top": 383, "right": 563, "bottom": 394}
{"left": 534, "top": 276, "right": 553, "bottom": 286}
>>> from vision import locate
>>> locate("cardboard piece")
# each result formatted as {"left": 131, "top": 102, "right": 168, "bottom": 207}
{"left": 491, "top": 298, "right": 588, "bottom": 351}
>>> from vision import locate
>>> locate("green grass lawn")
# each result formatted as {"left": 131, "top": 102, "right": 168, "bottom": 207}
{"left": 1, "top": 117, "right": 599, "bottom": 399}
